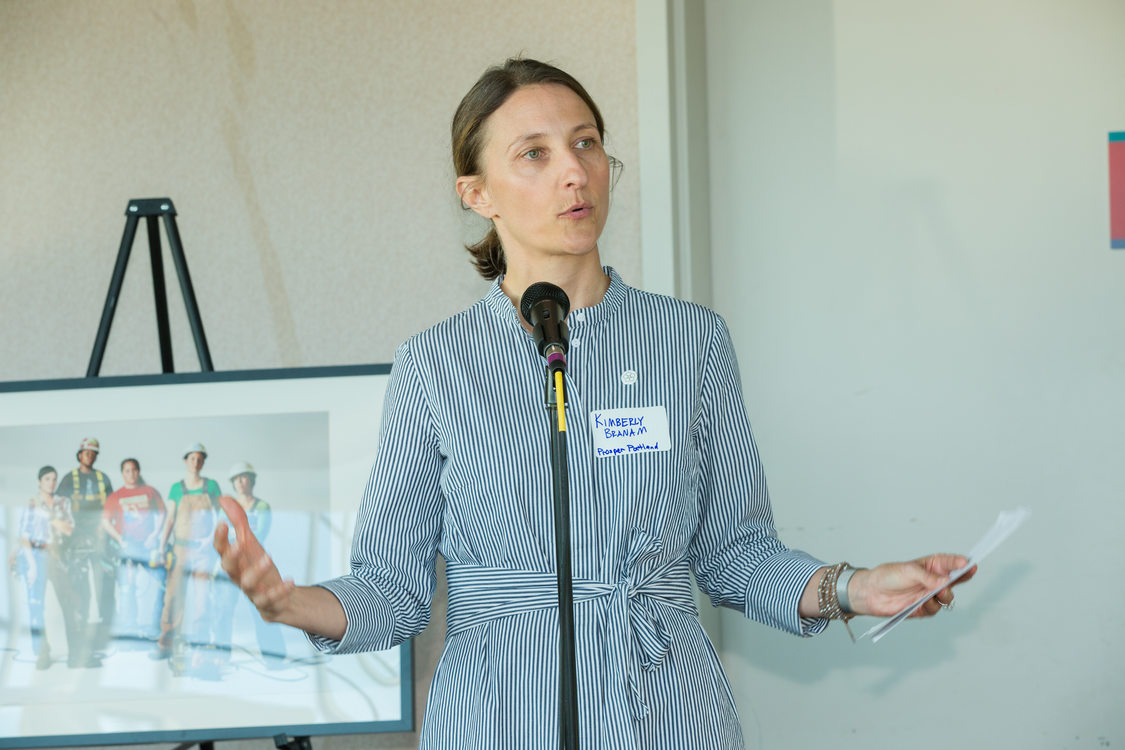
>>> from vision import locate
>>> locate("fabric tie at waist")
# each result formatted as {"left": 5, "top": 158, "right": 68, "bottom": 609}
{"left": 445, "top": 530, "right": 698, "bottom": 742}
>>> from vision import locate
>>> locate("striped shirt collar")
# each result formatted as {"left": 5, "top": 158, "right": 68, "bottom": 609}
{"left": 484, "top": 265, "right": 628, "bottom": 333}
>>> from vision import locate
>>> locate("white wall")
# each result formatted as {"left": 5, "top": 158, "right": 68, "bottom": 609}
{"left": 705, "top": 1, "right": 1124, "bottom": 747}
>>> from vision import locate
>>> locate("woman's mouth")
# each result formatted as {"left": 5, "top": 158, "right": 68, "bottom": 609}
{"left": 561, "top": 203, "right": 592, "bottom": 219}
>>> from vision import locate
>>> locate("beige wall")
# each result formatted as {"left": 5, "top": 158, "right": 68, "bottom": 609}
{"left": 0, "top": 0, "right": 641, "bottom": 382}
{"left": 0, "top": 1, "right": 639, "bottom": 747}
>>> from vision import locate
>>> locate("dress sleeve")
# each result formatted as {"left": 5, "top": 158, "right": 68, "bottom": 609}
{"left": 687, "top": 315, "right": 828, "bottom": 637}
{"left": 309, "top": 339, "right": 444, "bottom": 654}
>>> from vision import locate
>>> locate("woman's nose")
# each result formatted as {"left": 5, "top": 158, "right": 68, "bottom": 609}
{"left": 557, "top": 150, "right": 589, "bottom": 190}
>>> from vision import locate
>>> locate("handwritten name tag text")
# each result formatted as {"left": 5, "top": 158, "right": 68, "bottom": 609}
{"left": 589, "top": 406, "right": 671, "bottom": 459}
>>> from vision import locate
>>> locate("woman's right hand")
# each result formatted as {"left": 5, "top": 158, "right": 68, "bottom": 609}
{"left": 214, "top": 495, "right": 296, "bottom": 623}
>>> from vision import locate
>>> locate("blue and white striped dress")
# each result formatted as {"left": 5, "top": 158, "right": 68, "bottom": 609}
{"left": 314, "top": 268, "right": 827, "bottom": 749}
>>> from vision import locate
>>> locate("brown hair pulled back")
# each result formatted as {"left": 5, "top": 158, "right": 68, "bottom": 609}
{"left": 452, "top": 58, "right": 606, "bottom": 280}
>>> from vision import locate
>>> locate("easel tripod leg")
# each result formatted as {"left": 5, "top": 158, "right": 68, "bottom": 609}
{"left": 87, "top": 214, "right": 139, "bottom": 377}
{"left": 147, "top": 215, "right": 174, "bottom": 372}
{"left": 163, "top": 214, "right": 213, "bottom": 372}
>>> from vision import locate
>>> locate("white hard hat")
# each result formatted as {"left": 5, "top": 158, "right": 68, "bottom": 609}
{"left": 229, "top": 461, "right": 256, "bottom": 482}
{"left": 183, "top": 442, "right": 207, "bottom": 460}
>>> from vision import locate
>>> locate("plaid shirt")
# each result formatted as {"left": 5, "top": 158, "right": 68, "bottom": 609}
{"left": 18, "top": 494, "right": 74, "bottom": 549}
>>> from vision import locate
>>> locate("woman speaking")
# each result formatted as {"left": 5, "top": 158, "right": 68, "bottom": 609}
{"left": 215, "top": 57, "right": 975, "bottom": 749}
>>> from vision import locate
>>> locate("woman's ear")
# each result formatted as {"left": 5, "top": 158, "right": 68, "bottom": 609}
{"left": 457, "top": 175, "right": 495, "bottom": 219}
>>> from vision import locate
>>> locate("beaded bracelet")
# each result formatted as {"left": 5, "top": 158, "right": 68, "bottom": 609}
{"left": 818, "top": 562, "right": 857, "bottom": 642}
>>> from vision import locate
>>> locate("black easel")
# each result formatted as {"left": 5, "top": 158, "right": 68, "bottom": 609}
{"left": 89, "top": 202, "right": 311, "bottom": 750}
{"left": 171, "top": 742, "right": 215, "bottom": 750}
{"left": 274, "top": 734, "right": 312, "bottom": 750}
{"left": 87, "top": 197, "right": 213, "bottom": 376}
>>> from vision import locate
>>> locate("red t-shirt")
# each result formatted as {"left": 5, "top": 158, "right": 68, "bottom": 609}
{"left": 103, "top": 485, "right": 166, "bottom": 552}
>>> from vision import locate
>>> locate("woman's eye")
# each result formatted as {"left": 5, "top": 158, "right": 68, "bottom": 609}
{"left": 576, "top": 138, "right": 594, "bottom": 149}
{"left": 524, "top": 148, "right": 542, "bottom": 160}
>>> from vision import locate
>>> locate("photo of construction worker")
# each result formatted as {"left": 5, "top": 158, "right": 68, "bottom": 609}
{"left": 101, "top": 458, "right": 167, "bottom": 644}
{"left": 54, "top": 437, "right": 114, "bottom": 662}
{"left": 0, "top": 405, "right": 339, "bottom": 731}
{"left": 0, "top": 390, "right": 397, "bottom": 746}
{"left": 212, "top": 461, "right": 287, "bottom": 668}
{"left": 7, "top": 466, "right": 91, "bottom": 670}
{"left": 154, "top": 442, "right": 222, "bottom": 676}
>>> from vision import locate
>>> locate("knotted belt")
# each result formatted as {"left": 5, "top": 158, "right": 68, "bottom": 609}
{"left": 445, "top": 529, "right": 698, "bottom": 748}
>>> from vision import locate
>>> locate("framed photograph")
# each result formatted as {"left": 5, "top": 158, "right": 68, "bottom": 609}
{"left": 0, "top": 365, "right": 410, "bottom": 747}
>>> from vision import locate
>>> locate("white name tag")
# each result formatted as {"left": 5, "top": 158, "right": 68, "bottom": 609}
{"left": 589, "top": 406, "right": 671, "bottom": 458}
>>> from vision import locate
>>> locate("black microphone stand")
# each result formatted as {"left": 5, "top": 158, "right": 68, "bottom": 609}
{"left": 544, "top": 364, "right": 579, "bottom": 750}
{"left": 522, "top": 281, "right": 580, "bottom": 750}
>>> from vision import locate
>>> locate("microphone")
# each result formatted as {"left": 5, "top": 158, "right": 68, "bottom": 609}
{"left": 520, "top": 282, "right": 570, "bottom": 372}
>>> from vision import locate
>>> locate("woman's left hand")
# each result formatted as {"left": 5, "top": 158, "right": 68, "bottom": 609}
{"left": 850, "top": 554, "right": 977, "bottom": 618}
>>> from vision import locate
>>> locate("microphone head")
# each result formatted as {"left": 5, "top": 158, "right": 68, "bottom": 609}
{"left": 520, "top": 282, "right": 571, "bottom": 370}
{"left": 519, "top": 282, "right": 571, "bottom": 326}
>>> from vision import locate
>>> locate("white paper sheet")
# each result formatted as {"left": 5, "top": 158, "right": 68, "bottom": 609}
{"left": 860, "top": 508, "right": 1030, "bottom": 643}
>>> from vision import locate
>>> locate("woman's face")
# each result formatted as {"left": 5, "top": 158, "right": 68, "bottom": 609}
{"left": 122, "top": 461, "right": 140, "bottom": 488}
{"left": 185, "top": 452, "right": 205, "bottom": 473}
{"left": 233, "top": 473, "right": 254, "bottom": 495}
{"left": 39, "top": 472, "right": 57, "bottom": 495}
{"left": 462, "top": 84, "right": 610, "bottom": 269}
